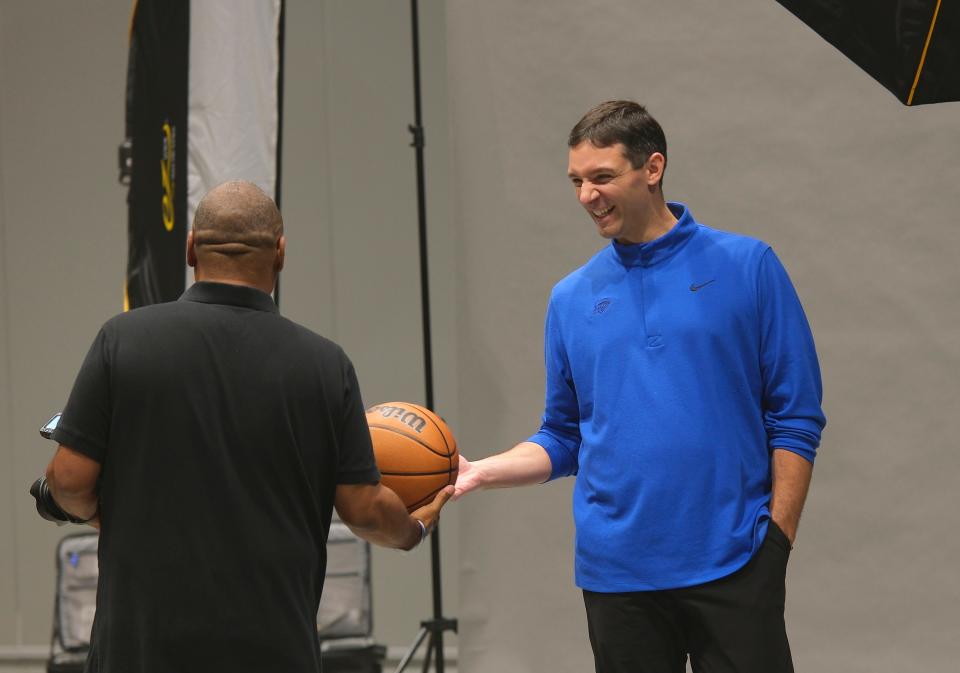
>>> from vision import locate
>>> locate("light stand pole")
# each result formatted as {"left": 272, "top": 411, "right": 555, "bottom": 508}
{"left": 393, "top": 1, "right": 457, "bottom": 671}
{"left": 273, "top": 0, "right": 285, "bottom": 308}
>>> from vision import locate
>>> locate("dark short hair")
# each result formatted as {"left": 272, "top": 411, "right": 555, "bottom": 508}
{"left": 568, "top": 100, "right": 667, "bottom": 182}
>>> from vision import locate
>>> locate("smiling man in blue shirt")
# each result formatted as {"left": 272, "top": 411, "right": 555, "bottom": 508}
{"left": 455, "top": 100, "right": 825, "bottom": 673}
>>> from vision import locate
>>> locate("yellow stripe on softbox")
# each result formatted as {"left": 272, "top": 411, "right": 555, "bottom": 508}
{"left": 907, "top": 0, "right": 943, "bottom": 106}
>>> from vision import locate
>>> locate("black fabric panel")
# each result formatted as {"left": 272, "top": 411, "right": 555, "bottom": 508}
{"left": 776, "top": 0, "right": 959, "bottom": 105}
{"left": 124, "top": 0, "right": 189, "bottom": 308}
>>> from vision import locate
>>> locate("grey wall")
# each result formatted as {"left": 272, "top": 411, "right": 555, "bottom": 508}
{"left": 0, "top": 0, "right": 457, "bottom": 666}
{"left": 446, "top": 1, "right": 959, "bottom": 672}
{"left": 1, "top": 1, "right": 130, "bottom": 661}
{"left": 3, "top": 1, "right": 959, "bottom": 672}
{"left": 281, "top": 0, "right": 459, "bottom": 652}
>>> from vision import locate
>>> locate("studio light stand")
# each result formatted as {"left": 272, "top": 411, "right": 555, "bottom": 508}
{"left": 393, "top": 1, "right": 457, "bottom": 671}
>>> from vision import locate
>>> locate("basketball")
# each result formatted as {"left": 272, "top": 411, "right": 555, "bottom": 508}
{"left": 365, "top": 401, "right": 459, "bottom": 512}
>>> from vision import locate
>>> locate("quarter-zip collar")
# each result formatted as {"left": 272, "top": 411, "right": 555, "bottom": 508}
{"left": 611, "top": 202, "right": 697, "bottom": 268}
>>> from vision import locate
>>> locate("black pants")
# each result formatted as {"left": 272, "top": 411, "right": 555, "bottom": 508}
{"left": 583, "top": 522, "right": 794, "bottom": 673}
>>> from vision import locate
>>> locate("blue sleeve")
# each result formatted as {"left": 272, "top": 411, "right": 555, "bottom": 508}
{"left": 757, "top": 248, "right": 826, "bottom": 463}
{"left": 528, "top": 295, "right": 582, "bottom": 479}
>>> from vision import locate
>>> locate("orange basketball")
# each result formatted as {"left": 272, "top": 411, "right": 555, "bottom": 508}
{"left": 365, "top": 401, "right": 459, "bottom": 512}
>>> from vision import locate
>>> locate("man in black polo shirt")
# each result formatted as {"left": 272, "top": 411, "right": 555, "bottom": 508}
{"left": 39, "top": 180, "right": 448, "bottom": 673}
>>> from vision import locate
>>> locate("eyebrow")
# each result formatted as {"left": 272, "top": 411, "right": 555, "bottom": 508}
{"left": 567, "top": 166, "right": 617, "bottom": 179}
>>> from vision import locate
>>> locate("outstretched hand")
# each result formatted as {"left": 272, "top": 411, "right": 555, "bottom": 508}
{"left": 411, "top": 485, "right": 454, "bottom": 536}
{"left": 453, "top": 454, "right": 480, "bottom": 500}
{"left": 451, "top": 443, "right": 551, "bottom": 501}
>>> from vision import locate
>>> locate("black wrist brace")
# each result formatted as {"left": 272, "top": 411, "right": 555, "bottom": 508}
{"left": 29, "top": 477, "right": 95, "bottom": 525}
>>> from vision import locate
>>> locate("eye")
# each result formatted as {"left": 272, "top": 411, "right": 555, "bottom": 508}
{"left": 571, "top": 178, "right": 583, "bottom": 188}
{"left": 592, "top": 174, "right": 613, "bottom": 185}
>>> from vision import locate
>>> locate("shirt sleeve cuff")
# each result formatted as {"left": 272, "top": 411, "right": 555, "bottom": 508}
{"left": 528, "top": 432, "right": 577, "bottom": 480}
{"left": 770, "top": 443, "right": 816, "bottom": 464}
{"left": 337, "top": 467, "right": 382, "bottom": 484}
{"left": 50, "top": 425, "right": 106, "bottom": 464}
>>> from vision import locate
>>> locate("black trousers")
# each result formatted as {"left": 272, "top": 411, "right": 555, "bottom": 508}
{"left": 582, "top": 521, "right": 794, "bottom": 673}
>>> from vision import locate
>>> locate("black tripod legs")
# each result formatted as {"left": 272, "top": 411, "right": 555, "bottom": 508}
{"left": 393, "top": 618, "right": 458, "bottom": 673}
{"left": 393, "top": 625, "right": 429, "bottom": 673}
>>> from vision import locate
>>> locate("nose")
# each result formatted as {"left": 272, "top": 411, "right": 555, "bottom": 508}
{"left": 578, "top": 183, "right": 597, "bottom": 205}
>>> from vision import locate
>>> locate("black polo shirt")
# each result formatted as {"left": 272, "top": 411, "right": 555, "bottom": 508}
{"left": 52, "top": 281, "right": 380, "bottom": 673}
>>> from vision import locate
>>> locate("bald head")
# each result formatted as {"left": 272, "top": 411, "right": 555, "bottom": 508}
{"left": 193, "top": 180, "right": 282, "bottom": 249}
{"left": 188, "top": 180, "right": 285, "bottom": 292}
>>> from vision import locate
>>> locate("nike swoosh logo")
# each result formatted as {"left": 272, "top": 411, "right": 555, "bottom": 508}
{"left": 689, "top": 280, "right": 715, "bottom": 292}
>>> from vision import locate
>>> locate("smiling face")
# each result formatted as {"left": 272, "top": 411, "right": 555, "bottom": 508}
{"left": 567, "top": 141, "right": 667, "bottom": 244}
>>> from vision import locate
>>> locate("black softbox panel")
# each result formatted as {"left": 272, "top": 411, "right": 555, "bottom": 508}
{"left": 776, "top": 0, "right": 959, "bottom": 105}
{"left": 123, "top": 0, "right": 190, "bottom": 308}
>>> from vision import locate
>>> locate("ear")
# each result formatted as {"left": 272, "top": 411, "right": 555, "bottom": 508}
{"left": 275, "top": 235, "right": 286, "bottom": 274}
{"left": 186, "top": 229, "right": 197, "bottom": 268}
{"left": 645, "top": 152, "right": 666, "bottom": 188}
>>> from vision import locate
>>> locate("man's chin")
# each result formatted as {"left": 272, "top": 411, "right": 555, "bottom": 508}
{"left": 595, "top": 223, "right": 619, "bottom": 239}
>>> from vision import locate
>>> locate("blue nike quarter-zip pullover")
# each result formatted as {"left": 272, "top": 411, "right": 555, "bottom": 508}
{"left": 529, "top": 203, "right": 825, "bottom": 591}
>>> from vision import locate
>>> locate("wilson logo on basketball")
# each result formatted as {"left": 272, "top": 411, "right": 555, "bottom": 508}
{"left": 367, "top": 404, "right": 427, "bottom": 433}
